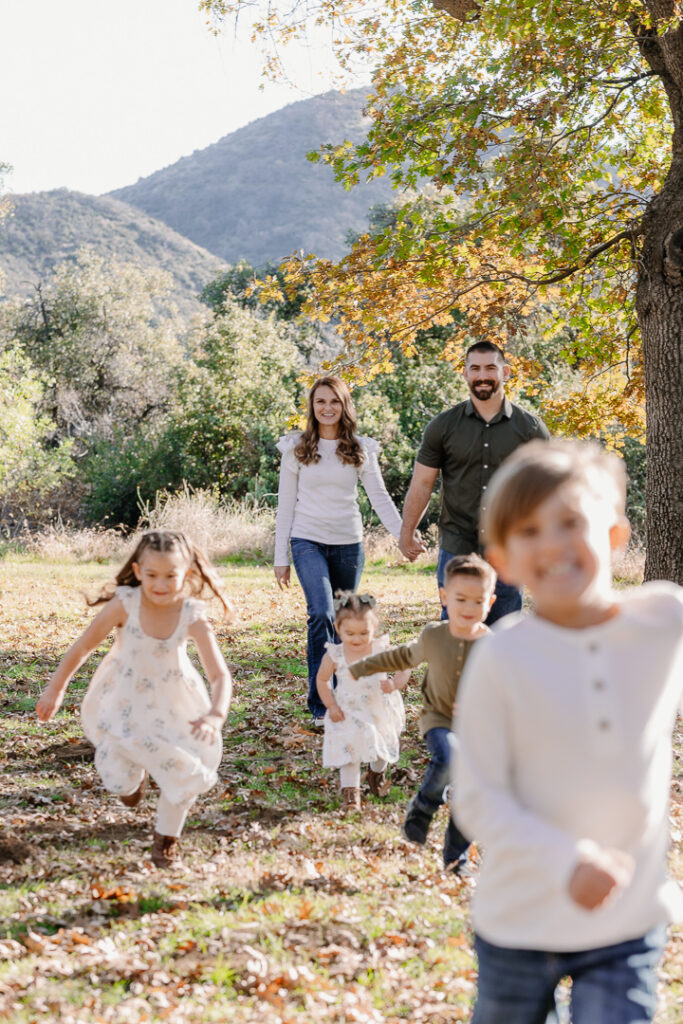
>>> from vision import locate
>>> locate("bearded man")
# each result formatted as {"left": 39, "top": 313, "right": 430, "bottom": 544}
{"left": 399, "top": 341, "right": 550, "bottom": 624}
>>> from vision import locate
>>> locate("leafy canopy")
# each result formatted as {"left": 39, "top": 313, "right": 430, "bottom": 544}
{"left": 200, "top": 0, "right": 678, "bottom": 440}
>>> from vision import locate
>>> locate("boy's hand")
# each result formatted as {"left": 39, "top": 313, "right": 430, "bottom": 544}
{"left": 36, "top": 684, "right": 64, "bottom": 722}
{"left": 568, "top": 847, "right": 634, "bottom": 910}
{"left": 380, "top": 678, "right": 394, "bottom": 694}
{"left": 189, "top": 711, "right": 224, "bottom": 742}
{"left": 328, "top": 703, "right": 344, "bottom": 723}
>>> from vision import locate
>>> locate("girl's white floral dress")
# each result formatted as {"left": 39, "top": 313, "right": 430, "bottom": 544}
{"left": 322, "top": 639, "right": 405, "bottom": 768}
{"left": 81, "top": 586, "right": 221, "bottom": 804}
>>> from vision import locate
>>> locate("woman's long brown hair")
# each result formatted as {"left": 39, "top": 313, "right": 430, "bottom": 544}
{"left": 89, "top": 530, "right": 234, "bottom": 619}
{"left": 294, "top": 376, "right": 364, "bottom": 467}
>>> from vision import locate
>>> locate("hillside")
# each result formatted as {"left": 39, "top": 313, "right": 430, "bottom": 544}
{"left": 109, "top": 89, "right": 395, "bottom": 266}
{"left": 0, "top": 191, "right": 228, "bottom": 314}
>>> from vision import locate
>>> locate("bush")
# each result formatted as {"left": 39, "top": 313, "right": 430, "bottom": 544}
{"left": 0, "top": 345, "right": 74, "bottom": 532}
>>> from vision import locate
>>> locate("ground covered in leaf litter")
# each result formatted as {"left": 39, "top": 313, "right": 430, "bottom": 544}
{"left": 0, "top": 556, "right": 682, "bottom": 1023}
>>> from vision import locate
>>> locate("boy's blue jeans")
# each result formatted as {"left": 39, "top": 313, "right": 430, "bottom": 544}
{"left": 415, "top": 726, "right": 469, "bottom": 866}
{"left": 290, "top": 537, "right": 365, "bottom": 718}
{"left": 437, "top": 546, "right": 521, "bottom": 625}
{"left": 472, "top": 926, "right": 666, "bottom": 1024}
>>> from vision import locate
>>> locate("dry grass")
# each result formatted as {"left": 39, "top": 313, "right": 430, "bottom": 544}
{"left": 16, "top": 524, "right": 126, "bottom": 562}
{"left": 139, "top": 487, "right": 276, "bottom": 561}
{"left": 613, "top": 543, "right": 646, "bottom": 586}
{"left": 8, "top": 489, "right": 649, "bottom": 599}
{"left": 13, "top": 490, "right": 278, "bottom": 564}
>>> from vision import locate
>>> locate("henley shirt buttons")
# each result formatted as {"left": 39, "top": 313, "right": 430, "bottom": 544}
{"left": 598, "top": 719, "right": 611, "bottom": 730}
{"left": 594, "top": 680, "right": 605, "bottom": 690}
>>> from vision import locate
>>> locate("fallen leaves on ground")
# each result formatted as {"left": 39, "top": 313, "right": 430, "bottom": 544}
{"left": 0, "top": 560, "right": 681, "bottom": 1023}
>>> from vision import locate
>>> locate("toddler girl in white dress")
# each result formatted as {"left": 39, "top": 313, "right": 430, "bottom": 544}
{"left": 36, "top": 530, "right": 233, "bottom": 867}
{"left": 317, "top": 592, "right": 410, "bottom": 812}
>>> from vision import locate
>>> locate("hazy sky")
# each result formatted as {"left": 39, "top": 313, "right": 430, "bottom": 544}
{"left": 1, "top": 0, "right": 347, "bottom": 196}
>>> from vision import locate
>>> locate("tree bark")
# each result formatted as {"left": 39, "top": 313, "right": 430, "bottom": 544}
{"left": 637, "top": 186, "right": 683, "bottom": 583}
{"left": 633, "top": 6, "right": 683, "bottom": 582}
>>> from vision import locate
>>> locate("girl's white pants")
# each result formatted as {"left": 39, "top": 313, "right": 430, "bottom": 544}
{"left": 339, "top": 759, "right": 387, "bottom": 789}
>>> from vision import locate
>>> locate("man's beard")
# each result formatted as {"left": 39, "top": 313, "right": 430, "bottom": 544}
{"left": 470, "top": 380, "right": 500, "bottom": 400}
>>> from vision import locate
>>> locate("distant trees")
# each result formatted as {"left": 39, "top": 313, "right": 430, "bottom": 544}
{"left": 0, "top": 249, "right": 310, "bottom": 529}
{"left": 2, "top": 250, "right": 184, "bottom": 442}
{"left": 0, "top": 347, "right": 74, "bottom": 528}
{"left": 83, "top": 300, "right": 305, "bottom": 524}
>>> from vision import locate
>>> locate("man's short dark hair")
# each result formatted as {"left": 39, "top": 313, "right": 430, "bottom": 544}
{"left": 465, "top": 341, "right": 506, "bottom": 363}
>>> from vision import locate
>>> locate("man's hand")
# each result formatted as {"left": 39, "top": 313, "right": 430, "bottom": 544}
{"left": 274, "top": 566, "right": 291, "bottom": 589}
{"left": 328, "top": 703, "right": 344, "bottom": 722}
{"left": 568, "top": 847, "right": 634, "bottom": 910}
{"left": 399, "top": 529, "right": 427, "bottom": 561}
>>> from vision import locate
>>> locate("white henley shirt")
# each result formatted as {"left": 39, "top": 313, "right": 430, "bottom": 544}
{"left": 274, "top": 433, "right": 402, "bottom": 566}
{"left": 453, "top": 581, "right": 683, "bottom": 952}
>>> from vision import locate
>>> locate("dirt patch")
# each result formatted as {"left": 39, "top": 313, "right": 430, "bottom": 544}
{"left": 41, "top": 739, "right": 95, "bottom": 762}
{"left": 0, "top": 836, "right": 36, "bottom": 863}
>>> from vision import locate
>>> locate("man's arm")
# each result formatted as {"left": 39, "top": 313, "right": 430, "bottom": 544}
{"left": 399, "top": 462, "right": 440, "bottom": 560}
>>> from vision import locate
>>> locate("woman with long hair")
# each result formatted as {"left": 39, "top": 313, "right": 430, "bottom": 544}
{"left": 274, "top": 377, "right": 402, "bottom": 723}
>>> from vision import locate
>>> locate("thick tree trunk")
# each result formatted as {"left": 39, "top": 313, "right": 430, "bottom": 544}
{"left": 634, "top": 5, "right": 683, "bottom": 583}
{"left": 637, "top": 169, "right": 683, "bottom": 583}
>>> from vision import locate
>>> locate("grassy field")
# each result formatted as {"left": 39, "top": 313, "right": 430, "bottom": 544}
{"left": 0, "top": 554, "right": 681, "bottom": 1023}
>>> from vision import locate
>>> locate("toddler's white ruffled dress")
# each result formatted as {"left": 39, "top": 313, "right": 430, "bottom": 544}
{"left": 322, "top": 639, "right": 405, "bottom": 768}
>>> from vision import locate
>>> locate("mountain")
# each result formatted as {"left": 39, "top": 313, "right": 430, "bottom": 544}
{"left": 109, "top": 89, "right": 395, "bottom": 266}
{"left": 0, "top": 190, "right": 228, "bottom": 314}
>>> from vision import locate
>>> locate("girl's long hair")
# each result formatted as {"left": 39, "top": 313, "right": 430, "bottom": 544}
{"left": 294, "top": 376, "right": 364, "bottom": 467}
{"left": 89, "top": 530, "right": 233, "bottom": 619}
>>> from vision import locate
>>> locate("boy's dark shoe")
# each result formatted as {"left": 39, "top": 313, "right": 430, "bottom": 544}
{"left": 446, "top": 850, "right": 476, "bottom": 877}
{"left": 151, "top": 831, "right": 181, "bottom": 868}
{"left": 402, "top": 795, "right": 432, "bottom": 845}
{"left": 119, "top": 773, "right": 148, "bottom": 807}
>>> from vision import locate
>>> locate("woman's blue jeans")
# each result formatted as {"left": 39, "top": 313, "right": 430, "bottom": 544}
{"left": 472, "top": 926, "right": 666, "bottom": 1024}
{"left": 290, "top": 537, "right": 365, "bottom": 718}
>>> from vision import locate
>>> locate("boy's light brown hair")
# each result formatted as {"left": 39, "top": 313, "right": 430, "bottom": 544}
{"left": 443, "top": 552, "right": 497, "bottom": 591}
{"left": 482, "top": 439, "right": 628, "bottom": 547}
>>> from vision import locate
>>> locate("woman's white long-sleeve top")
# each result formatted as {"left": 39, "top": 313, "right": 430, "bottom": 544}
{"left": 274, "top": 433, "right": 402, "bottom": 566}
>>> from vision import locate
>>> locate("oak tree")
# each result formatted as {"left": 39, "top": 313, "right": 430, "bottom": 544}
{"left": 203, "top": 0, "right": 683, "bottom": 582}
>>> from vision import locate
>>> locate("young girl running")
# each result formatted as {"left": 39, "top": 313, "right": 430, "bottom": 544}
{"left": 36, "top": 530, "right": 233, "bottom": 868}
{"left": 317, "top": 592, "right": 410, "bottom": 812}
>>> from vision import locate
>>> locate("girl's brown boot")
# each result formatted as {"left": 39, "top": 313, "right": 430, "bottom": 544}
{"left": 367, "top": 768, "right": 390, "bottom": 798}
{"left": 341, "top": 787, "right": 361, "bottom": 813}
{"left": 120, "top": 773, "right": 148, "bottom": 807}
{"left": 151, "top": 831, "right": 181, "bottom": 868}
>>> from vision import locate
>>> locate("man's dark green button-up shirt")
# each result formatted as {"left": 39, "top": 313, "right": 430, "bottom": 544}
{"left": 417, "top": 397, "right": 550, "bottom": 554}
